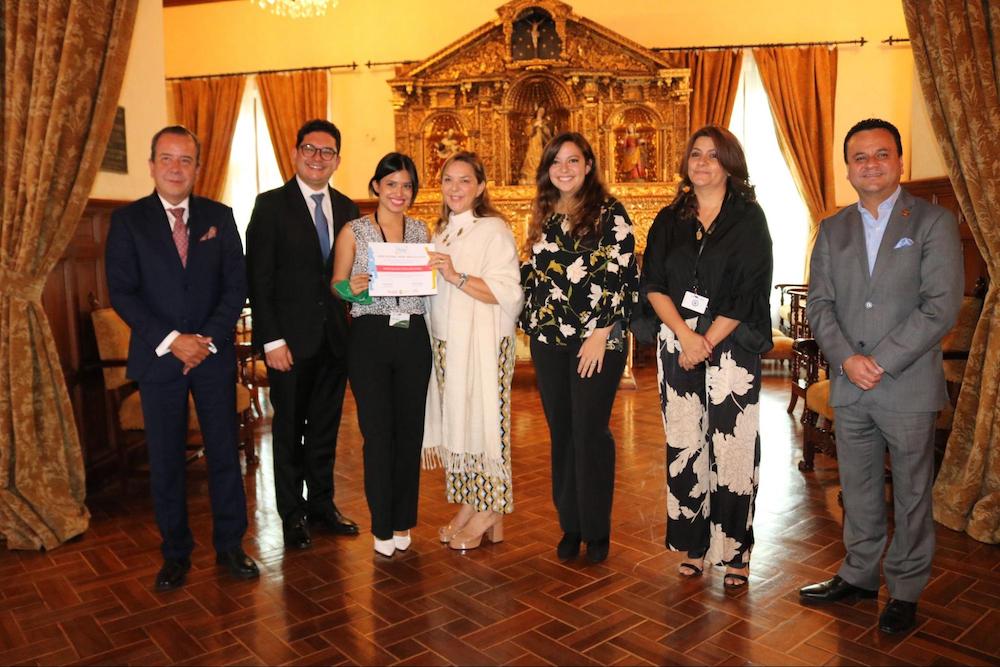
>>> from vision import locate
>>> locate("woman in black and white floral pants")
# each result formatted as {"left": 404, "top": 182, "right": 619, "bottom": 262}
{"left": 640, "top": 126, "right": 772, "bottom": 588}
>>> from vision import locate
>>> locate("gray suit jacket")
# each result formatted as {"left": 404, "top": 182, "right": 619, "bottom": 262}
{"left": 806, "top": 188, "right": 963, "bottom": 411}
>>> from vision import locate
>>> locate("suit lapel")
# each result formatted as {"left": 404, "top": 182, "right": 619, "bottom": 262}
{"left": 285, "top": 176, "right": 320, "bottom": 258}
{"left": 285, "top": 178, "right": 325, "bottom": 267}
{"left": 185, "top": 196, "right": 212, "bottom": 270}
{"left": 846, "top": 207, "right": 870, "bottom": 281}
{"left": 142, "top": 192, "right": 185, "bottom": 273}
{"left": 869, "top": 190, "right": 913, "bottom": 287}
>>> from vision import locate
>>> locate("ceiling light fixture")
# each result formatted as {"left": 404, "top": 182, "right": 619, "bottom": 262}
{"left": 252, "top": 0, "right": 337, "bottom": 19}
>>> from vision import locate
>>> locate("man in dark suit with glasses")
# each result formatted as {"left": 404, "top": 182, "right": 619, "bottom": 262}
{"left": 246, "top": 119, "right": 360, "bottom": 549}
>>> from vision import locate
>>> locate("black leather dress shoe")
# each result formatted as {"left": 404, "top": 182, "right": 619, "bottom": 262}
{"left": 283, "top": 516, "right": 312, "bottom": 549}
{"left": 216, "top": 547, "right": 260, "bottom": 580}
{"left": 557, "top": 532, "right": 581, "bottom": 561}
{"left": 309, "top": 508, "right": 359, "bottom": 536}
{"left": 799, "top": 575, "right": 878, "bottom": 604}
{"left": 155, "top": 558, "right": 191, "bottom": 591}
{"left": 879, "top": 598, "right": 917, "bottom": 634}
{"left": 586, "top": 538, "right": 610, "bottom": 564}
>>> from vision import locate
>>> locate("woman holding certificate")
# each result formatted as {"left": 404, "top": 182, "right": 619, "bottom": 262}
{"left": 423, "top": 152, "right": 523, "bottom": 551}
{"left": 520, "top": 132, "right": 638, "bottom": 564}
{"left": 332, "top": 152, "right": 432, "bottom": 558}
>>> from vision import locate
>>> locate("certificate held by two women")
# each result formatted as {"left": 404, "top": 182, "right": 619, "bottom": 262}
{"left": 367, "top": 242, "right": 438, "bottom": 296}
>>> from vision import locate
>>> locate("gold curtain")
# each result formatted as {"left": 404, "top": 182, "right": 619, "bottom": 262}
{"left": 258, "top": 69, "right": 328, "bottom": 182}
{"left": 0, "top": 0, "right": 137, "bottom": 550}
{"left": 753, "top": 46, "right": 838, "bottom": 238}
{"left": 905, "top": 0, "right": 1000, "bottom": 543}
{"left": 169, "top": 76, "right": 247, "bottom": 201}
{"left": 671, "top": 50, "right": 744, "bottom": 131}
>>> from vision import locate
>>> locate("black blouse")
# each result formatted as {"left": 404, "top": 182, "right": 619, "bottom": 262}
{"left": 520, "top": 198, "right": 639, "bottom": 351}
{"left": 641, "top": 192, "right": 773, "bottom": 349}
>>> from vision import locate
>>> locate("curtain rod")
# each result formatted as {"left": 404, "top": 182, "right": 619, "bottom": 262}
{"left": 883, "top": 35, "right": 911, "bottom": 45}
{"left": 366, "top": 60, "right": 417, "bottom": 68}
{"left": 651, "top": 37, "right": 866, "bottom": 52}
{"left": 166, "top": 62, "right": 357, "bottom": 82}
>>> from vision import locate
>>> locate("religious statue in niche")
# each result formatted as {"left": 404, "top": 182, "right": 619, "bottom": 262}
{"left": 424, "top": 116, "right": 467, "bottom": 180}
{"left": 519, "top": 105, "right": 554, "bottom": 184}
{"left": 511, "top": 8, "right": 561, "bottom": 61}
{"left": 613, "top": 111, "right": 658, "bottom": 182}
{"left": 620, "top": 125, "right": 647, "bottom": 181}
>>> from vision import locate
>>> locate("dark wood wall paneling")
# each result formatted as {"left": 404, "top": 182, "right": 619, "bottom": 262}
{"left": 903, "top": 177, "right": 988, "bottom": 296}
{"left": 44, "top": 199, "right": 124, "bottom": 489}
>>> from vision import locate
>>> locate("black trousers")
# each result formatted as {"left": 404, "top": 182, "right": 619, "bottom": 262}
{"left": 139, "top": 350, "right": 247, "bottom": 560}
{"left": 348, "top": 315, "right": 431, "bottom": 540}
{"left": 530, "top": 338, "right": 626, "bottom": 542}
{"left": 267, "top": 323, "right": 348, "bottom": 523}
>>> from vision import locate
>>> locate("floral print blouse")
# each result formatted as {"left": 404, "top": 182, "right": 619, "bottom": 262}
{"left": 520, "top": 198, "right": 639, "bottom": 351}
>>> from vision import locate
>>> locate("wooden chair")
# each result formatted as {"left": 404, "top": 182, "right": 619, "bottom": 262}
{"left": 774, "top": 283, "right": 808, "bottom": 335}
{"left": 236, "top": 305, "right": 269, "bottom": 419}
{"left": 785, "top": 287, "right": 812, "bottom": 413}
{"left": 793, "top": 337, "right": 833, "bottom": 472}
{"left": 763, "top": 327, "right": 794, "bottom": 369}
{"left": 91, "top": 306, "right": 256, "bottom": 491}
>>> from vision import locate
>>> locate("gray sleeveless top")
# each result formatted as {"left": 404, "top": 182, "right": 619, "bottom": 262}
{"left": 349, "top": 215, "right": 429, "bottom": 317}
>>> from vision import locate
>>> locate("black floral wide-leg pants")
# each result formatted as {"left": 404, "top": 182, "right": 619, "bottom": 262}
{"left": 656, "top": 320, "right": 761, "bottom": 567}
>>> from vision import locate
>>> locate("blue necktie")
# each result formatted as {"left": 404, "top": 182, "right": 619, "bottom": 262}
{"left": 311, "top": 193, "right": 330, "bottom": 260}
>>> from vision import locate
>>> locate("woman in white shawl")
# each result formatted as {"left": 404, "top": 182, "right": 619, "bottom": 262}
{"left": 424, "top": 152, "right": 524, "bottom": 550}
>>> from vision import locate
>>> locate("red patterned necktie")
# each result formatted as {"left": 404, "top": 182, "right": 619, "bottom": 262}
{"left": 169, "top": 207, "right": 188, "bottom": 267}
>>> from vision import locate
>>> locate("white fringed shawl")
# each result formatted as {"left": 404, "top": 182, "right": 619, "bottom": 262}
{"left": 422, "top": 212, "right": 523, "bottom": 481}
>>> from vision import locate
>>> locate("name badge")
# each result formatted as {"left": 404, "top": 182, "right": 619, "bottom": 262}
{"left": 389, "top": 313, "right": 411, "bottom": 328}
{"left": 681, "top": 291, "right": 709, "bottom": 314}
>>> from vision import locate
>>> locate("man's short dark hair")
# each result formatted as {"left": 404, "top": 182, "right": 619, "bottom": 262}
{"left": 843, "top": 118, "right": 902, "bottom": 162}
{"left": 150, "top": 125, "right": 201, "bottom": 164}
{"left": 296, "top": 119, "right": 341, "bottom": 152}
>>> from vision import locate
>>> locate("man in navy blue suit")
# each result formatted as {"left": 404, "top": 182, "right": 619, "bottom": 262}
{"left": 105, "top": 126, "right": 259, "bottom": 591}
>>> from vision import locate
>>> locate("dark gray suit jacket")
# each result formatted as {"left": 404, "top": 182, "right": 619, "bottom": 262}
{"left": 806, "top": 187, "right": 963, "bottom": 411}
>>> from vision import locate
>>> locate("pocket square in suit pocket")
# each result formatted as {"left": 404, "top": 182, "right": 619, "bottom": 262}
{"left": 894, "top": 237, "right": 914, "bottom": 249}
{"left": 199, "top": 226, "right": 218, "bottom": 242}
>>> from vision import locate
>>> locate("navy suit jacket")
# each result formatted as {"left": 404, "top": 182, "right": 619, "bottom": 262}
{"left": 245, "top": 178, "right": 359, "bottom": 360}
{"left": 105, "top": 191, "right": 247, "bottom": 383}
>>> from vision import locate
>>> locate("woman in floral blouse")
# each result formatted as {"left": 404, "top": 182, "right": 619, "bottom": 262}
{"left": 520, "top": 132, "right": 638, "bottom": 564}
{"left": 640, "top": 126, "right": 772, "bottom": 588}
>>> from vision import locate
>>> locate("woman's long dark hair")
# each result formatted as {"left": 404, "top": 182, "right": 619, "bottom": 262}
{"left": 525, "top": 132, "right": 609, "bottom": 252}
{"left": 435, "top": 151, "right": 506, "bottom": 233}
{"left": 670, "top": 125, "right": 756, "bottom": 220}
{"left": 368, "top": 152, "right": 420, "bottom": 200}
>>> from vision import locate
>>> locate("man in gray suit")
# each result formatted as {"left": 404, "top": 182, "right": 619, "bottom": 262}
{"left": 798, "top": 119, "right": 962, "bottom": 634}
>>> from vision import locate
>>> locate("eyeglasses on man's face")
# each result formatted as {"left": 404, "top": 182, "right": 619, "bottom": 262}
{"left": 299, "top": 144, "right": 339, "bottom": 161}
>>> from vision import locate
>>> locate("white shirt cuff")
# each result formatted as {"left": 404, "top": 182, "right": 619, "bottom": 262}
{"left": 156, "top": 330, "right": 181, "bottom": 357}
{"left": 263, "top": 339, "right": 287, "bottom": 353}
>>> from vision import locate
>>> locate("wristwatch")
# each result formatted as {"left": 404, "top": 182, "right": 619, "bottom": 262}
{"left": 457, "top": 272, "right": 469, "bottom": 290}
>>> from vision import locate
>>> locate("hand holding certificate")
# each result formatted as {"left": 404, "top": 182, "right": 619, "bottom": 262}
{"left": 367, "top": 242, "right": 438, "bottom": 296}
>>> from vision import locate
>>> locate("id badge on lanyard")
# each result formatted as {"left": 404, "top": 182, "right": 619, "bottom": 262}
{"left": 685, "top": 222, "right": 711, "bottom": 314}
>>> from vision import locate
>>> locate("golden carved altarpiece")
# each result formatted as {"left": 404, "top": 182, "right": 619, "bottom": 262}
{"left": 388, "top": 0, "right": 691, "bottom": 252}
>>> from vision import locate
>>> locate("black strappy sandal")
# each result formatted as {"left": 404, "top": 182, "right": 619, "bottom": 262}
{"left": 723, "top": 565, "right": 749, "bottom": 589}
{"left": 678, "top": 560, "right": 704, "bottom": 577}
